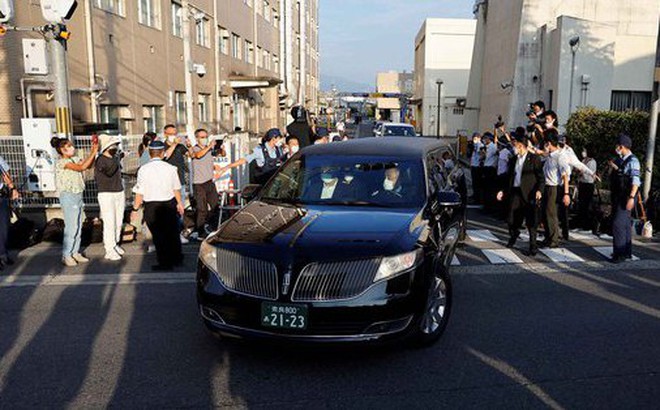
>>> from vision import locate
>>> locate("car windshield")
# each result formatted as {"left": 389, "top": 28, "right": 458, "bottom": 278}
{"left": 383, "top": 126, "right": 416, "bottom": 137}
{"left": 260, "top": 155, "right": 426, "bottom": 208}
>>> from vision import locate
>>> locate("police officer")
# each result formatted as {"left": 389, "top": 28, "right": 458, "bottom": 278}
{"left": 219, "top": 128, "right": 287, "bottom": 185}
{"left": 609, "top": 134, "right": 641, "bottom": 263}
{"left": 131, "top": 140, "right": 185, "bottom": 271}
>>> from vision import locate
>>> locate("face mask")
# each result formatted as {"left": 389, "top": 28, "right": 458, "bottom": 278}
{"left": 107, "top": 148, "right": 119, "bottom": 157}
{"left": 615, "top": 147, "right": 623, "bottom": 157}
{"left": 290, "top": 145, "right": 300, "bottom": 154}
{"left": 344, "top": 175, "right": 354, "bottom": 183}
{"left": 276, "top": 140, "right": 284, "bottom": 147}
{"left": 321, "top": 173, "right": 334, "bottom": 184}
{"left": 63, "top": 147, "right": 75, "bottom": 157}
{"left": 198, "top": 138, "right": 208, "bottom": 146}
{"left": 545, "top": 121, "right": 553, "bottom": 129}
{"left": 383, "top": 179, "right": 395, "bottom": 191}
{"left": 167, "top": 136, "right": 176, "bottom": 143}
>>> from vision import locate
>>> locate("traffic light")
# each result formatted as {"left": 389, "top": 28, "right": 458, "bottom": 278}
{"left": 0, "top": 0, "right": 14, "bottom": 24}
{"left": 40, "top": 0, "right": 78, "bottom": 23}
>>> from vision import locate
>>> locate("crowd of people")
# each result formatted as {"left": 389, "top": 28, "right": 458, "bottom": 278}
{"left": 38, "top": 105, "right": 341, "bottom": 271}
{"left": 468, "top": 100, "right": 642, "bottom": 262}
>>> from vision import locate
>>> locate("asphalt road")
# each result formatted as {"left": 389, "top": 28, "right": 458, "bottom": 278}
{"left": 2, "top": 264, "right": 660, "bottom": 408}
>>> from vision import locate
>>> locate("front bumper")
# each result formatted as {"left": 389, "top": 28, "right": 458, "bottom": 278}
{"left": 196, "top": 261, "right": 429, "bottom": 343}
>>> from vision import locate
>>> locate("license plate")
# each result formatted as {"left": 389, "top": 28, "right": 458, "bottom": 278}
{"left": 261, "top": 302, "right": 308, "bottom": 330}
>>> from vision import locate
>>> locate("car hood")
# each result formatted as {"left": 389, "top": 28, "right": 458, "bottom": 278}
{"left": 209, "top": 200, "right": 430, "bottom": 264}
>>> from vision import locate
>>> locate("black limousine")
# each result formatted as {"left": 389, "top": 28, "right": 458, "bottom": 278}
{"left": 197, "top": 137, "right": 467, "bottom": 346}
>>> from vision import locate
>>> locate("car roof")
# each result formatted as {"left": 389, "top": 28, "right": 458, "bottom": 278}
{"left": 382, "top": 122, "right": 414, "bottom": 127}
{"left": 302, "top": 137, "right": 447, "bottom": 158}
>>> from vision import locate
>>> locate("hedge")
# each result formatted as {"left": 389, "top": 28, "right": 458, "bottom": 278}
{"left": 566, "top": 107, "right": 656, "bottom": 186}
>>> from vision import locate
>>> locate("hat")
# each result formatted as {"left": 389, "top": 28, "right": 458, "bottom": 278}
{"left": 266, "top": 128, "right": 282, "bottom": 139}
{"left": 99, "top": 134, "right": 121, "bottom": 153}
{"left": 617, "top": 133, "right": 632, "bottom": 149}
{"left": 148, "top": 140, "right": 166, "bottom": 150}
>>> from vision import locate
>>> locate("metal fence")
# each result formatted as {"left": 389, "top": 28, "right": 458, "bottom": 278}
{"left": 0, "top": 132, "right": 258, "bottom": 210}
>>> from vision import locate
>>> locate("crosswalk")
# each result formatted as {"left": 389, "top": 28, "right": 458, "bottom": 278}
{"left": 450, "top": 228, "right": 646, "bottom": 267}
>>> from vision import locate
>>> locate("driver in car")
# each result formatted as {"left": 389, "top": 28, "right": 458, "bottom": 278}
{"left": 372, "top": 167, "right": 403, "bottom": 198}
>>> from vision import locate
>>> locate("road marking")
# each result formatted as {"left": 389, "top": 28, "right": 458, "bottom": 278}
{"left": 539, "top": 248, "right": 585, "bottom": 263}
{"left": 467, "top": 229, "right": 501, "bottom": 242}
{"left": 482, "top": 249, "right": 523, "bottom": 265}
{"left": 0, "top": 272, "right": 196, "bottom": 288}
{"left": 593, "top": 246, "right": 640, "bottom": 261}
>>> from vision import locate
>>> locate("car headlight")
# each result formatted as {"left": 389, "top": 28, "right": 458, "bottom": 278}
{"left": 199, "top": 241, "right": 217, "bottom": 270}
{"left": 374, "top": 250, "right": 419, "bottom": 282}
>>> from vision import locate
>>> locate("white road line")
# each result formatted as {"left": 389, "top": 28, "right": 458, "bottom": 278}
{"left": 467, "top": 229, "right": 501, "bottom": 242}
{"left": 451, "top": 255, "right": 461, "bottom": 266}
{"left": 592, "top": 247, "right": 640, "bottom": 261}
{"left": 0, "top": 272, "right": 196, "bottom": 288}
{"left": 539, "top": 248, "right": 585, "bottom": 263}
{"left": 482, "top": 249, "right": 523, "bottom": 265}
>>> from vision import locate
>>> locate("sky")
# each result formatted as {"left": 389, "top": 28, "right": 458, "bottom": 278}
{"left": 319, "top": 0, "right": 474, "bottom": 91}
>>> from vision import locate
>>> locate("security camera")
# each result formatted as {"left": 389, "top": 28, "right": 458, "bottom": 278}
{"left": 41, "top": 0, "right": 78, "bottom": 23}
{"left": 569, "top": 36, "right": 580, "bottom": 48}
{"left": 0, "top": 0, "right": 15, "bottom": 23}
{"left": 193, "top": 63, "right": 206, "bottom": 78}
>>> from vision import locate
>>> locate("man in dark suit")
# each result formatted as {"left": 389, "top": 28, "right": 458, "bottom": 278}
{"left": 497, "top": 135, "right": 545, "bottom": 255}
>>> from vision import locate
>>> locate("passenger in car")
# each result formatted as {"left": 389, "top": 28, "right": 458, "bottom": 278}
{"left": 372, "top": 167, "right": 403, "bottom": 198}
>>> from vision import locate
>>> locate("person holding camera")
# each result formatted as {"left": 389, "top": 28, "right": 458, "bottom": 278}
{"left": 94, "top": 134, "right": 126, "bottom": 261}
{"left": 51, "top": 137, "right": 99, "bottom": 267}
{"left": 189, "top": 129, "right": 224, "bottom": 239}
{"left": 0, "top": 155, "right": 19, "bottom": 270}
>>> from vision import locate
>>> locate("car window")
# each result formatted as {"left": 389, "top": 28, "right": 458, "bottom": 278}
{"left": 261, "top": 155, "right": 426, "bottom": 208}
{"left": 383, "top": 126, "right": 416, "bottom": 137}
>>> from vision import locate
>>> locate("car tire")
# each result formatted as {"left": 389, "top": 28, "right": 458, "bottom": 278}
{"left": 409, "top": 264, "right": 452, "bottom": 348}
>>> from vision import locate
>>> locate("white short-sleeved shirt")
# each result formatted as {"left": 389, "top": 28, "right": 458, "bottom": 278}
{"left": 133, "top": 158, "right": 181, "bottom": 202}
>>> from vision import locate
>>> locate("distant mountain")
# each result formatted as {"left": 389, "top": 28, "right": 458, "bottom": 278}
{"left": 321, "top": 74, "right": 373, "bottom": 93}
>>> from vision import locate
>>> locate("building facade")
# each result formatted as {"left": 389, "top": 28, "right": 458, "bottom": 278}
{"left": 0, "top": 0, "right": 320, "bottom": 136}
{"left": 375, "top": 70, "right": 414, "bottom": 122}
{"left": 413, "top": 18, "right": 476, "bottom": 137}
{"left": 464, "top": 0, "right": 660, "bottom": 133}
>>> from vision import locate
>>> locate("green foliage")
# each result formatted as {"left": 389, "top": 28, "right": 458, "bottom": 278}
{"left": 566, "top": 107, "right": 654, "bottom": 177}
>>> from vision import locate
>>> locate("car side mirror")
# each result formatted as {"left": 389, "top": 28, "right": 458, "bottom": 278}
{"left": 241, "top": 184, "right": 262, "bottom": 202}
{"left": 436, "top": 191, "right": 462, "bottom": 207}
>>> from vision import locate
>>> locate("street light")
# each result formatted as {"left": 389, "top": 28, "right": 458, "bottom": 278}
{"left": 568, "top": 35, "right": 580, "bottom": 117}
{"left": 436, "top": 80, "right": 443, "bottom": 138}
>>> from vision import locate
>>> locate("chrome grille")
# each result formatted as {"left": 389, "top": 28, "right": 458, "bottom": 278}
{"left": 215, "top": 249, "right": 278, "bottom": 300}
{"left": 292, "top": 259, "right": 381, "bottom": 302}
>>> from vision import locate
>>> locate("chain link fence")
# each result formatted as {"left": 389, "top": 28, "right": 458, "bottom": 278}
{"left": 0, "top": 132, "right": 258, "bottom": 210}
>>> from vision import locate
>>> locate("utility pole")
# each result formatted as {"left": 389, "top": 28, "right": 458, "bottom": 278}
{"left": 643, "top": 23, "right": 660, "bottom": 202}
{"left": 436, "top": 80, "right": 443, "bottom": 138}
{"left": 568, "top": 36, "right": 580, "bottom": 117}
{"left": 181, "top": 0, "right": 195, "bottom": 142}
{"left": 49, "top": 26, "right": 73, "bottom": 139}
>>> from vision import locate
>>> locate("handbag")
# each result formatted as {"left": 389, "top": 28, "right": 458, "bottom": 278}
{"left": 632, "top": 193, "right": 652, "bottom": 238}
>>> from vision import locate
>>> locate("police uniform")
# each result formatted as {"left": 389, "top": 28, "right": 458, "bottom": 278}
{"left": 610, "top": 134, "right": 641, "bottom": 262}
{"left": 246, "top": 129, "right": 287, "bottom": 185}
{"left": 133, "top": 141, "right": 183, "bottom": 269}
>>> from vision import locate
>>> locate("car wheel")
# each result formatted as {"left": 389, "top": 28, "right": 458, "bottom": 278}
{"left": 409, "top": 266, "right": 452, "bottom": 347}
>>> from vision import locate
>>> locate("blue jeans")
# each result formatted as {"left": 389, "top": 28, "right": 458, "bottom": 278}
{"left": 60, "top": 192, "right": 84, "bottom": 258}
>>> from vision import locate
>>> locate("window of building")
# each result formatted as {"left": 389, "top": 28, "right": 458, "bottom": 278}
{"left": 171, "top": 2, "right": 182, "bottom": 37}
{"left": 95, "top": 0, "right": 125, "bottom": 16}
{"left": 219, "top": 27, "right": 230, "bottom": 55}
{"left": 195, "top": 16, "right": 210, "bottom": 47}
{"left": 175, "top": 92, "right": 187, "bottom": 124}
{"left": 273, "top": 10, "right": 279, "bottom": 28}
{"left": 256, "top": 46, "right": 263, "bottom": 68}
{"left": 264, "top": 1, "right": 271, "bottom": 21}
{"left": 198, "top": 94, "right": 211, "bottom": 123}
{"left": 611, "top": 91, "right": 652, "bottom": 112}
{"left": 231, "top": 33, "right": 241, "bottom": 60}
{"left": 245, "top": 40, "right": 254, "bottom": 64}
{"left": 273, "top": 55, "right": 279, "bottom": 73}
{"left": 264, "top": 50, "right": 271, "bottom": 70}
{"left": 143, "top": 105, "right": 164, "bottom": 132}
{"left": 100, "top": 105, "right": 132, "bottom": 134}
{"left": 138, "top": 0, "right": 161, "bottom": 28}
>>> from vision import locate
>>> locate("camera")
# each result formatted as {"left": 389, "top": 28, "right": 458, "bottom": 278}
{"left": 192, "top": 63, "right": 206, "bottom": 78}
{"left": 494, "top": 115, "right": 504, "bottom": 129}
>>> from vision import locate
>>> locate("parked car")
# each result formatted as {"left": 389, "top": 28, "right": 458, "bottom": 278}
{"left": 197, "top": 137, "right": 466, "bottom": 346}
{"left": 381, "top": 123, "right": 417, "bottom": 137}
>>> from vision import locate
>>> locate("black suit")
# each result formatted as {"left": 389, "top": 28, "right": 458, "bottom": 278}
{"left": 502, "top": 152, "right": 545, "bottom": 252}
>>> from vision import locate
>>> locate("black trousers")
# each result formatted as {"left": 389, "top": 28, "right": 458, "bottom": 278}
{"left": 507, "top": 188, "right": 539, "bottom": 251}
{"left": 482, "top": 166, "right": 497, "bottom": 211}
{"left": 557, "top": 186, "right": 570, "bottom": 240}
{"left": 612, "top": 203, "right": 632, "bottom": 258}
{"left": 144, "top": 199, "right": 182, "bottom": 267}
{"left": 193, "top": 180, "right": 219, "bottom": 233}
{"left": 577, "top": 182, "right": 595, "bottom": 231}
{"left": 542, "top": 185, "right": 559, "bottom": 247}
{"left": 470, "top": 166, "right": 483, "bottom": 203}
{"left": 0, "top": 198, "right": 9, "bottom": 258}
